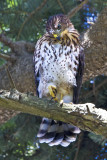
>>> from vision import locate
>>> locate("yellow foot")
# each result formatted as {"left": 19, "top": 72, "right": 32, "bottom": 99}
{"left": 48, "top": 85, "right": 58, "bottom": 101}
{"left": 70, "top": 102, "right": 73, "bottom": 104}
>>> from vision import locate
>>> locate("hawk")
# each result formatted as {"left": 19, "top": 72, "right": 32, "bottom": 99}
{"left": 34, "top": 14, "right": 84, "bottom": 147}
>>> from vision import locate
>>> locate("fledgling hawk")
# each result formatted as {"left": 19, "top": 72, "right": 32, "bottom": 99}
{"left": 34, "top": 14, "right": 84, "bottom": 147}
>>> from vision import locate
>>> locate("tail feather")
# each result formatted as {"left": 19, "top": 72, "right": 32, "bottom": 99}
{"left": 49, "top": 133, "right": 64, "bottom": 146}
{"left": 37, "top": 118, "right": 51, "bottom": 138}
{"left": 39, "top": 132, "right": 56, "bottom": 143}
{"left": 63, "top": 124, "right": 77, "bottom": 143}
{"left": 37, "top": 118, "right": 80, "bottom": 147}
{"left": 67, "top": 124, "right": 81, "bottom": 134}
{"left": 60, "top": 140, "right": 70, "bottom": 147}
{"left": 66, "top": 134, "right": 77, "bottom": 142}
{"left": 39, "top": 120, "right": 58, "bottom": 143}
{"left": 49, "top": 124, "right": 64, "bottom": 146}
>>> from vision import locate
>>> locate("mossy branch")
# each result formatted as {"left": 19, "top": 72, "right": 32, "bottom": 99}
{"left": 0, "top": 89, "right": 107, "bottom": 138}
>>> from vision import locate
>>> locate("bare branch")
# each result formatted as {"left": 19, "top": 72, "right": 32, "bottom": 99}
{"left": 0, "top": 10, "right": 28, "bottom": 16}
{"left": 57, "top": 0, "right": 66, "bottom": 14}
{"left": 5, "top": 65, "right": 16, "bottom": 89}
{"left": 0, "top": 34, "right": 15, "bottom": 50}
{"left": 82, "top": 79, "right": 107, "bottom": 100}
{"left": 74, "top": 132, "right": 84, "bottom": 160}
{"left": 0, "top": 53, "right": 16, "bottom": 62}
{"left": 17, "top": 0, "right": 47, "bottom": 40}
{"left": 67, "top": 0, "right": 89, "bottom": 18}
{"left": 0, "top": 34, "right": 35, "bottom": 54}
{"left": 0, "top": 89, "right": 107, "bottom": 138}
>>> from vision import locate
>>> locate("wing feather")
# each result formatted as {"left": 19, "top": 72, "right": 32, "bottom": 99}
{"left": 73, "top": 48, "right": 84, "bottom": 104}
{"left": 33, "top": 40, "right": 41, "bottom": 97}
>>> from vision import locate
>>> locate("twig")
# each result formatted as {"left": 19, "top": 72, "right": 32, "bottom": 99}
{"left": 57, "top": 0, "right": 66, "bottom": 13}
{"left": 93, "top": 79, "right": 95, "bottom": 96}
{"left": 67, "top": 0, "right": 89, "bottom": 18}
{"left": 0, "top": 34, "right": 35, "bottom": 53}
{"left": 0, "top": 10, "right": 28, "bottom": 15}
{"left": 5, "top": 65, "right": 16, "bottom": 89}
{"left": 17, "top": 0, "right": 47, "bottom": 40}
{"left": 0, "top": 53, "right": 16, "bottom": 62}
{"left": 0, "top": 89, "right": 107, "bottom": 138}
{"left": 0, "top": 34, "right": 15, "bottom": 49}
{"left": 74, "top": 132, "right": 84, "bottom": 160}
{"left": 92, "top": 78, "right": 97, "bottom": 105}
{"left": 81, "top": 79, "right": 107, "bottom": 100}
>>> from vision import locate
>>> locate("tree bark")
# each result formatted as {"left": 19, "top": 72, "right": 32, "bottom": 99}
{"left": 83, "top": 7, "right": 107, "bottom": 81}
{"left": 0, "top": 89, "right": 107, "bottom": 138}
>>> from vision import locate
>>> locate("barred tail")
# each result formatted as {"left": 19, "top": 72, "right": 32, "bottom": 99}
{"left": 37, "top": 118, "right": 80, "bottom": 147}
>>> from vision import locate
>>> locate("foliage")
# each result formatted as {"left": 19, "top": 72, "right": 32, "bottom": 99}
{"left": 0, "top": 0, "right": 106, "bottom": 41}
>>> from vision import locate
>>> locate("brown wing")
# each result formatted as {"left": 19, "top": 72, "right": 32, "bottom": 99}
{"left": 73, "top": 48, "right": 84, "bottom": 104}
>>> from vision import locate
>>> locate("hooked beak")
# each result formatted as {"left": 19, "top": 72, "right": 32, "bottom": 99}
{"left": 53, "top": 34, "right": 61, "bottom": 40}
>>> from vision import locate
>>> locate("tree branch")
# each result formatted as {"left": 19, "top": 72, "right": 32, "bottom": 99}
{"left": 0, "top": 89, "right": 107, "bottom": 138}
{"left": 0, "top": 34, "right": 15, "bottom": 50}
{"left": 5, "top": 65, "right": 16, "bottom": 89}
{"left": 67, "top": 0, "right": 89, "bottom": 18}
{"left": 0, "top": 53, "right": 16, "bottom": 62}
{"left": 17, "top": 0, "right": 47, "bottom": 40}
{"left": 0, "top": 34, "right": 35, "bottom": 53}
{"left": 57, "top": 0, "right": 65, "bottom": 14}
{"left": 74, "top": 132, "right": 84, "bottom": 160}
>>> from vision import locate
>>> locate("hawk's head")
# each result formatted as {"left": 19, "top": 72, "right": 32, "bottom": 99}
{"left": 46, "top": 14, "right": 79, "bottom": 44}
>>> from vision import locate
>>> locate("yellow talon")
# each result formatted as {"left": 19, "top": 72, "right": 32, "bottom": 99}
{"left": 48, "top": 85, "right": 58, "bottom": 101}
{"left": 60, "top": 94, "right": 63, "bottom": 106}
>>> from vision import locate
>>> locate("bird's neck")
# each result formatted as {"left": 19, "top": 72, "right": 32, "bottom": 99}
{"left": 60, "top": 29, "right": 80, "bottom": 47}
{"left": 47, "top": 29, "right": 80, "bottom": 47}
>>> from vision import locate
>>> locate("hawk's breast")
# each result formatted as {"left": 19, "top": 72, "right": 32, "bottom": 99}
{"left": 41, "top": 41, "right": 79, "bottom": 86}
{"left": 34, "top": 37, "right": 80, "bottom": 97}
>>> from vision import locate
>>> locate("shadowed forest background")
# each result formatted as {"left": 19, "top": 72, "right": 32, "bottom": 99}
{"left": 0, "top": 0, "right": 107, "bottom": 160}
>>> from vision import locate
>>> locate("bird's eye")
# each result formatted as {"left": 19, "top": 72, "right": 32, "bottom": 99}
{"left": 57, "top": 24, "right": 61, "bottom": 30}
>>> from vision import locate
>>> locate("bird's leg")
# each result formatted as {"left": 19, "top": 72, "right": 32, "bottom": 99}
{"left": 48, "top": 85, "right": 58, "bottom": 101}
{"left": 59, "top": 93, "right": 63, "bottom": 107}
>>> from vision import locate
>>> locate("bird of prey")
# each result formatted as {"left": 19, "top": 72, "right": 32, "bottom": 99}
{"left": 34, "top": 14, "right": 84, "bottom": 147}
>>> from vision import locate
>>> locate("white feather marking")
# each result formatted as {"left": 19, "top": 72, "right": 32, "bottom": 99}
{"left": 73, "top": 127, "right": 81, "bottom": 134}
{"left": 60, "top": 141, "right": 70, "bottom": 147}
{"left": 65, "top": 136, "right": 76, "bottom": 142}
